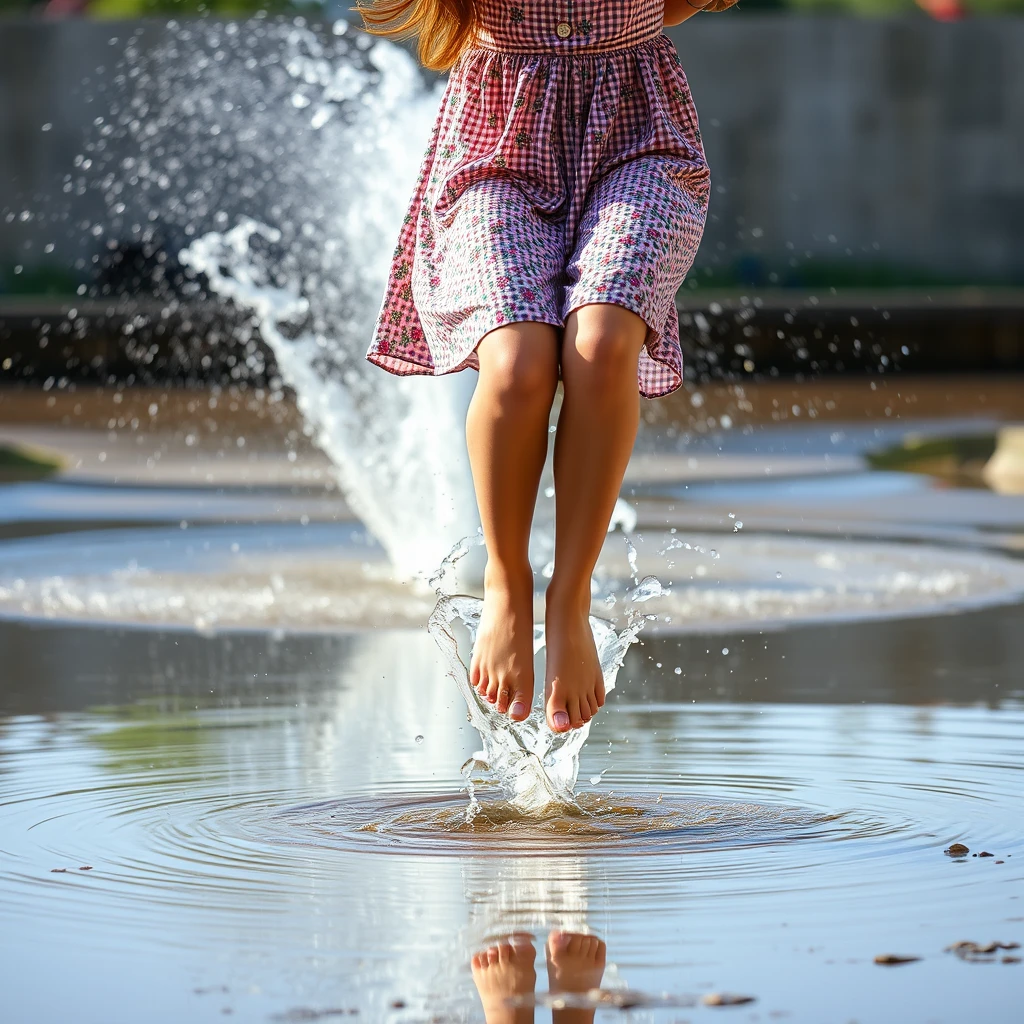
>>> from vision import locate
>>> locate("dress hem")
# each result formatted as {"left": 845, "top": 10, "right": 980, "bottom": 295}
{"left": 367, "top": 298, "right": 684, "bottom": 401}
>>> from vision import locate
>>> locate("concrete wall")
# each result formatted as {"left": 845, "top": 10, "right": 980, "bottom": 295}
{"left": 1, "top": 16, "right": 1023, "bottom": 290}
{"left": 668, "top": 17, "right": 1024, "bottom": 285}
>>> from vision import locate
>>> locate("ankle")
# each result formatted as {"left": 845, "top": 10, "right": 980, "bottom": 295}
{"left": 545, "top": 576, "right": 592, "bottom": 616}
{"left": 484, "top": 559, "right": 534, "bottom": 595}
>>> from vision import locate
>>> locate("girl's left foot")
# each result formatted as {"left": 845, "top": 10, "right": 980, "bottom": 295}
{"left": 471, "top": 934, "right": 537, "bottom": 1024}
{"left": 543, "top": 587, "right": 606, "bottom": 732}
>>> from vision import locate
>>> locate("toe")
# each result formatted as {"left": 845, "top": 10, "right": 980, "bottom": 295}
{"left": 485, "top": 678, "right": 499, "bottom": 704}
{"left": 567, "top": 698, "right": 584, "bottom": 729}
{"left": 509, "top": 689, "right": 531, "bottom": 721}
{"left": 496, "top": 683, "right": 512, "bottom": 714}
{"left": 547, "top": 686, "right": 571, "bottom": 732}
{"left": 475, "top": 670, "right": 488, "bottom": 696}
{"left": 549, "top": 706, "right": 570, "bottom": 732}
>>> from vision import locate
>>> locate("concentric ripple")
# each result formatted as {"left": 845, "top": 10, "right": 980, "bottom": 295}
{"left": 264, "top": 790, "right": 873, "bottom": 857}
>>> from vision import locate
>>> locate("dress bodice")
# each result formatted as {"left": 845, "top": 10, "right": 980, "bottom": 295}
{"left": 471, "top": 0, "right": 665, "bottom": 54}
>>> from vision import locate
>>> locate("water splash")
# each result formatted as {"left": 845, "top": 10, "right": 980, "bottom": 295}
{"left": 88, "top": 19, "right": 481, "bottom": 581}
{"left": 428, "top": 593, "right": 646, "bottom": 814}
{"left": 428, "top": 538, "right": 655, "bottom": 814}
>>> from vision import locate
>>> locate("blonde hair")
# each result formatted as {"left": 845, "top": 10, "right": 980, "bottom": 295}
{"left": 355, "top": 0, "right": 478, "bottom": 72}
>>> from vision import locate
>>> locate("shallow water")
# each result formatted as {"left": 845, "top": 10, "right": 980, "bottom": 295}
{"left": 1, "top": 621, "right": 1022, "bottom": 1022}
{"left": 2, "top": 390, "right": 1024, "bottom": 1021}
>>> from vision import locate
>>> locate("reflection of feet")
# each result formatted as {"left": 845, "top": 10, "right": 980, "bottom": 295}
{"left": 471, "top": 566, "right": 536, "bottom": 722}
{"left": 546, "top": 931, "right": 607, "bottom": 1024}
{"left": 543, "top": 591, "right": 606, "bottom": 732}
{"left": 471, "top": 934, "right": 537, "bottom": 1024}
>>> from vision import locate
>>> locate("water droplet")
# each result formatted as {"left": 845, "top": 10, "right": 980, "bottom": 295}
{"left": 776, "top": 571, "right": 783, "bottom": 579}
{"left": 625, "top": 537, "right": 639, "bottom": 580}
{"left": 414, "top": 734, "right": 424, "bottom": 744}
{"left": 630, "top": 575, "right": 666, "bottom": 603}
{"left": 722, "top": 647, "right": 729, "bottom": 656}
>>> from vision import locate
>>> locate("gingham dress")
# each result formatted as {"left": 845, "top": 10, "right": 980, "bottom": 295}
{"left": 366, "top": 0, "right": 710, "bottom": 398}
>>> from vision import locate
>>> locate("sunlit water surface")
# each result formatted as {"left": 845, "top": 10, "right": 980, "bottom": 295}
{"left": 1, "top": 615, "right": 1022, "bottom": 1023}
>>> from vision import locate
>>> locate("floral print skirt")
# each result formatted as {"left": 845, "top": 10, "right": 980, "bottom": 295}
{"left": 366, "top": 10, "right": 710, "bottom": 399}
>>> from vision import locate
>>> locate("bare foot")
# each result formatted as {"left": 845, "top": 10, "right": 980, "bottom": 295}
{"left": 471, "top": 564, "right": 536, "bottom": 722}
{"left": 471, "top": 934, "right": 537, "bottom": 1024}
{"left": 543, "top": 587, "right": 606, "bottom": 733}
{"left": 546, "top": 930, "right": 607, "bottom": 1024}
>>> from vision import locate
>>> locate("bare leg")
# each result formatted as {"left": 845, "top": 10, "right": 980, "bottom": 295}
{"left": 471, "top": 934, "right": 537, "bottom": 1024}
{"left": 545, "top": 304, "right": 647, "bottom": 732}
{"left": 467, "top": 322, "right": 560, "bottom": 721}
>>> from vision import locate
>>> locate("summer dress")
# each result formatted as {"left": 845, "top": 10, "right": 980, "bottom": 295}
{"left": 366, "top": 0, "right": 710, "bottom": 398}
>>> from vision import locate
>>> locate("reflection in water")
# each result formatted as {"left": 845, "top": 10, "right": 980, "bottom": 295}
{"left": 470, "top": 930, "right": 609, "bottom": 1024}
{"left": 471, "top": 932, "right": 538, "bottom": 1024}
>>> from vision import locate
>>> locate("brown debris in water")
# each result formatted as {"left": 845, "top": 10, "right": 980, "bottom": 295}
{"left": 946, "top": 940, "right": 1021, "bottom": 962}
{"left": 944, "top": 843, "right": 970, "bottom": 857}
{"left": 702, "top": 992, "right": 757, "bottom": 1006}
{"left": 873, "top": 954, "right": 921, "bottom": 966}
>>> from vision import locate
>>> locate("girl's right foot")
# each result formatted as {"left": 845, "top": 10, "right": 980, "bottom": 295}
{"left": 471, "top": 564, "right": 536, "bottom": 722}
{"left": 546, "top": 930, "right": 607, "bottom": 1024}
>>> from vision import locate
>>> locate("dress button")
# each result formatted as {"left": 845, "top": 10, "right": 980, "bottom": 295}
{"left": 556, "top": 21, "right": 572, "bottom": 39}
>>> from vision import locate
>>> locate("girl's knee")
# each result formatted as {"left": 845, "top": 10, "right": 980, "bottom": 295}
{"left": 568, "top": 331, "right": 643, "bottom": 393}
{"left": 482, "top": 345, "right": 559, "bottom": 408}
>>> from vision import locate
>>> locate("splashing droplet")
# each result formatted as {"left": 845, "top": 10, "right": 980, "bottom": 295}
{"left": 625, "top": 536, "right": 639, "bottom": 582}
{"left": 630, "top": 575, "right": 667, "bottom": 603}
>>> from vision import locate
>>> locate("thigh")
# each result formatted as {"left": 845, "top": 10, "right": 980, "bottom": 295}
{"left": 563, "top": 157, "right": 708, "bottom": 328}
{"left": 420, "top": 177, "right": 567, "bottom": 343}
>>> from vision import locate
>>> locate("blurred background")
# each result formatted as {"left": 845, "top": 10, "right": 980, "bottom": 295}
{"left": 1, "top": 0, "right": 1022, "bottom": 389}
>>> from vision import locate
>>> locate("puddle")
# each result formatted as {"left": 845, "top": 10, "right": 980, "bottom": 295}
{"left": 0, "top": 521, "right": 1020, "bottom": 635}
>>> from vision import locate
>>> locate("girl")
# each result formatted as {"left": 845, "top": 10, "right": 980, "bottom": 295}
{"left": 360, "top": 0, "right": 728, "bottom": 735}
